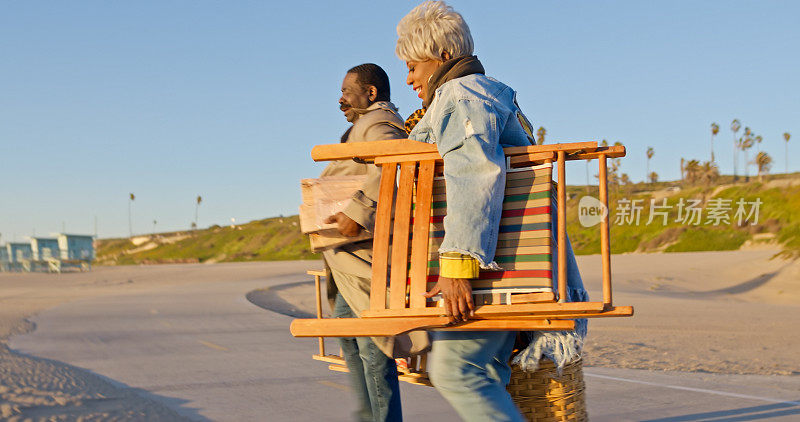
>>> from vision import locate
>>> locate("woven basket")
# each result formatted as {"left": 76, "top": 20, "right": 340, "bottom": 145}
{"left": 507, "top": 358, "right": 587, "bottom": 421}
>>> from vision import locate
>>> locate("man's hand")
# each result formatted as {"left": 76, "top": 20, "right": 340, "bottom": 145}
{"left": 324, "top": 212, "right": 363, "bottom": 237}
{"left": 423, "top": 276, "right": 474, "bottom": 323}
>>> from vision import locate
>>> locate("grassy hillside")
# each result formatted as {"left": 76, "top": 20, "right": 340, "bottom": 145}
{"left": 96, "top": 215, "right": 317, "bottom": 265}
{"left": 96, "top": 175, "right": 800, "bottom": 265}
{"left": 566, "top": 174, "right": 800, "bottom": 258}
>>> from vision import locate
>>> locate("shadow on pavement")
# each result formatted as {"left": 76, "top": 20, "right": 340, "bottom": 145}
{"left": 642, "top": 401, "right": 800, "bottom": 422}
{"left": 246, "top": 280, "right": 316, "bottom": 318}
{"left": 658, "top": 264, "right": 790, "bottom": 299}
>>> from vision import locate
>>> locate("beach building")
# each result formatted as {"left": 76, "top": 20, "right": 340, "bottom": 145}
{"left": 31, "top": 237, "right": 60, "bottom": 261}
{"left": 7, "top": 242, "right": 33, "bottom": 263}
{"left": 0, "top": 245, "right": 8, "bottom": 271}
{"left": 58, "top": 234, "right": 95, "bottom": 261}
{"left": 5, "top": 242, "right": 33, "bottom": 272}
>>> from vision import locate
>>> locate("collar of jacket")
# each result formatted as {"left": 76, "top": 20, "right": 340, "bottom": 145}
{"left": 348, "top": 101, "right": 400, "bottom": 122}
{"left": 423, "top": 55, "right": 485, "bottom": 108}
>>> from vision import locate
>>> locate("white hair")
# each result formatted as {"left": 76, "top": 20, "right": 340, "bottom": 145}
{"left": 396, "top": 1, "right": 474, "bottom": 62}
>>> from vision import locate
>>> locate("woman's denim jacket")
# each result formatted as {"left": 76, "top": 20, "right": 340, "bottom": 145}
{"left": 409, "top": 74, "right": 588, "bottom": 368}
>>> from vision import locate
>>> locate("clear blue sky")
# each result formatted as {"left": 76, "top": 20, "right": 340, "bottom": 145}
{"left": 1, "top": 1, "right": 797, "bottom": 240}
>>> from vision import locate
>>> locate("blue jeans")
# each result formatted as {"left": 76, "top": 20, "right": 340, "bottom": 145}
{"left": 333, "top": 293, "right": 402, "bottom": 422}
{"left": 429, "top": 331, "right": 524, "bottom": 422}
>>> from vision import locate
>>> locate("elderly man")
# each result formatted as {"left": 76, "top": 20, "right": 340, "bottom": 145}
{"left": 320, "top": 63, "right": 406, "bottom": 422}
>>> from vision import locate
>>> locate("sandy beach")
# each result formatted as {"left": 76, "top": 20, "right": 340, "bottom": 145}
{"left": 1, "top": 251, "right": 798, "bottom": 419}
{"left": 579, "top": 250, "right": 800, "bottom": 375}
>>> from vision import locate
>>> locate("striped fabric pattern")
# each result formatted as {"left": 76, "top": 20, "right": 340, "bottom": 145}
{"left": 411, "top": 163, "right": 554, "bottom": 304}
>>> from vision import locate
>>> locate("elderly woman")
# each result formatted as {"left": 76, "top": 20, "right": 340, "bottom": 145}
{"left": 396, "top": 2, "right": 588, "bottom": 421}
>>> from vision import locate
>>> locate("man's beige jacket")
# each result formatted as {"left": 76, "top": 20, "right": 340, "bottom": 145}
{"left": 320, "top": 101, "right": 429, "bottom": 357}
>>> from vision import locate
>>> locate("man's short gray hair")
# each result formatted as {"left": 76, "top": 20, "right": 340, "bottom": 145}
{"left": 396, "top": 1, "right": 474, "bottom": 62}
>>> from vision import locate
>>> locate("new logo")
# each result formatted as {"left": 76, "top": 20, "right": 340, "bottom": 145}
{"left": 578, "top": 196, "right": 608, "bottom": 227}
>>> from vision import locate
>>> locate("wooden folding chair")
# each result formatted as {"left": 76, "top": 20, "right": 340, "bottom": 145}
{"left": 291, "top": 140, "right": 632, "bottom": 342}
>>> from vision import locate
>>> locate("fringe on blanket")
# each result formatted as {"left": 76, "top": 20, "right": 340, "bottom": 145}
{"left": 510, "top": 289, "right": 589, "bottom": 374}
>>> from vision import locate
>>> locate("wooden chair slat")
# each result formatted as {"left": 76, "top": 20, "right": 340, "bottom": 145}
{"left": 502, "top": 141, "right": 599, "bottom": 157}
{"left": 311, "top": 140, "right": 606, "bottom": 162}
{"left": 389, "top": 162, "right": 417, "bottom": 309}
{"left": 409, "top": 160, "right": 436, "bottom": 309}
{"left": 599, "top": 154, "right": 613, "bottom": 306}
{"left": 570, "top": 145, "right": 626, "bottom": 160}
{"left": 375, "top": 152, "right": 441, "bottom": 164}
{"left": 292, "top": 305, "right": 632, "bottom": 338}
{"left": 312, "top": 139, "right": 437, "bottom": 161}
{"left": 291, "top": 316, "right": 576, "bottom": 337}
{"left": 361, "top": 301, "right": 605, "bottom": 318}
{"left": 557, "top": 151, "right": 567, "bottom": 302}
{"left": 370, "top": 163, "right": 397, "bottom": 311}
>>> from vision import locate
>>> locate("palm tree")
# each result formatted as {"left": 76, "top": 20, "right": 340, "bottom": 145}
{"left": 685, "top": 159, "right": 702, "bottom": 184}
{"left": 611, "top": 141, "right": 623, "bottom": 187}
{"left": 700, "top": 161, "right": 720, "bottom": 185}
{"left": 608, "top": 161, "right": 620, "bottom": 187}
{"left": 588, "top": 139, "right": 609, "bottom": 192}
{"left": 195, "top": 196, "right": 203, "bottom": 230}
{"left": 128, "top": 193, "right": 135, "bottom": 237}
{"left": 600, "top": 141, "right": 622, "bottom": 188}
{"left": 785, "top": 132, "right": 791, "bottom": 173}
{"left": 152, "top": 220, "right": 157, "bottom": 235}
{"left": 536, "top": 126, "right": 546, "bottom": 144}
{"left": 648, "top": 171, "right": 658, "bottom": 183}
{"left": 646, "top": 147, "right": 654, "bottom": 183}
{"left": 710, "top": 123, "right": 719, "bottom": 162}
{"left": 731, "top": 119, "right": 741, "bottom": 180}
{"left": 755, "top": 151, "right": 772, "bottom": 182}
{"left": 755, "top": 134, "right": 762, "bottom": 153}
{"left": 741, "top": 128, "right": 754, "bottom": 181}
{"left": 680, "top": 158, "right": 686, "bottom": 181}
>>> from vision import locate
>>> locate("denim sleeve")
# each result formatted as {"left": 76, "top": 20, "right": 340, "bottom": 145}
{"left": 432, "top": 99, "right": 508, "bottom": 267}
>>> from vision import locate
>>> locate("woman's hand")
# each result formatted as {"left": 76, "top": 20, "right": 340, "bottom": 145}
{"left": 324, "top": 212, "right": 362, "bottom": 237}
{"left": 423, "top": 276, "right": 474, "bottom": 323}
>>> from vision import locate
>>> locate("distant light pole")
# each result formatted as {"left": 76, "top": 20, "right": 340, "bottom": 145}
{"left": 585, "top": 161, "right": 590, "bottom": 193}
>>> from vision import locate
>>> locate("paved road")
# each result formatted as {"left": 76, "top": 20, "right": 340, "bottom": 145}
{"left": 10, "top": 262, "right": 800, "bottom": 421}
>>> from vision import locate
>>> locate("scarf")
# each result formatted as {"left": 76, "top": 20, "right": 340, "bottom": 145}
{"left": 405, "top": 55, "right": 486, "bottom": 133}
{"left": 424, "top": 55, "right": 485, "bottom": 108}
